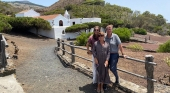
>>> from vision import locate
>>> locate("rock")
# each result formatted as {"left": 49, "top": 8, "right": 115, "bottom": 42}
{"left": 12, "top": 54, "right": 18, "bottom": 59}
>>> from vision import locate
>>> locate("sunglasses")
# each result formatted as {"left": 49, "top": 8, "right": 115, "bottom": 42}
{"left": 94, "top": 29, "right": 99, "bottom": 31}
{"left": 99, "top": 35, "right": 104, "bottom": 37}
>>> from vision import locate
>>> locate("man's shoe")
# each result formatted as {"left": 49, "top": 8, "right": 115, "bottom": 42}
{"left": 103, "top": 84, "right": 107, "bottom": 90}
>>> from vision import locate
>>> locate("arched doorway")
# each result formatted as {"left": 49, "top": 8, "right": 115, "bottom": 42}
{"left": 59, "top": 20, "right": 63, "bottom": 26}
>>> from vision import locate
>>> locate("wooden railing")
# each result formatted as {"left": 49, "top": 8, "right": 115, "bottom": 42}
{"left": 56, "top": 38, "right": 157, "bottom": 93}
{"left": 0, "top": 34, "right": 8, "bottom": 69}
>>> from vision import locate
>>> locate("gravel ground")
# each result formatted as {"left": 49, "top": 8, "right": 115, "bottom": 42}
{"left": 4, "top": 32, "right": 124, "bottom": 93}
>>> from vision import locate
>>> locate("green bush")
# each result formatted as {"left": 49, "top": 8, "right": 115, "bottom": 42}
{"left": 132, "top": 28, "right": 147, "bottom": 35}
{"left": 153, "top": 26, "right": 162, "bottom": 33}
{"left": 164, "top": 57, "right": 170, "bottom": 67}
{"left": 75, "top": 32, "right": 93, "bottom": 46}
{"left": 0, "top": 20, "right": 12, "bottom": 32}
{"left": 167, "top": 31, "right": 170, "bottom": 36}
{"left": 65, "top": 24, "right": 88, "bottom": 33}
{"left": 8, "top": 17, "right": 52, "bottom": 31}
{"left": 157, "top": 40, "right": 170, "bottom": 53}
{"left": 127, "top": 43, "right": 143, "bottom": 52}
{"left": 113, "top": 28, "right": 131, "bottom": 42}
{"left": 0, "top": 14, "right": 12, "bottom": 32}
{"left": 84, "top": 22, "right": 101, "bottom": 30}
{"left": 101, "top": 23, "right": 108, "bottom": 28}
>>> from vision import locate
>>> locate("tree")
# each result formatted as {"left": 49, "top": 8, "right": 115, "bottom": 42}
{"left": 31, "top": 18, "right": 52, "bottom": 35}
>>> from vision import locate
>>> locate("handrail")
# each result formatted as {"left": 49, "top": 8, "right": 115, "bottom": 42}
{"left": 56, "top": 38, "right": 157, "bottom": 93}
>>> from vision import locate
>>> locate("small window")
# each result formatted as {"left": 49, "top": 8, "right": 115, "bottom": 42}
{"left": 59, "top": 20, "right": 63, "bottom": 26}
{"left": 73, "top": 22, "right": 75, "bottom": 25}
{"left": 62, "top": 30, "right": 65, "bottom": 34}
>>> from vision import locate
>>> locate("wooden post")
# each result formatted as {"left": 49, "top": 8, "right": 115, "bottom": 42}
{"left": 57, "top": 38, "right": 60, "bottom": 51}
{"left": 1, "top": 40, "right": 7, "bottom": 68}
{"left": 0, "top": 34, "right": 2, "bottom": 52}
{"left": 145, "top": 37, "right": 147, "bottom": 43}
{"left": 70, "top": 42, "right": 75, "bottom": 63}
{"left": 145, "top": 55, "right": 154, "bottom": 93}
{"left": 149, "top": 36, "right": 150, "bottom": 40}
{"left": 62, "top": 40, "right": 65, "bottom": 55}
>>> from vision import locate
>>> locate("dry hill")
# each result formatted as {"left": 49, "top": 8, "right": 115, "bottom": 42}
{"left": 37, "top": 0, "right": 85, "bottom": 13}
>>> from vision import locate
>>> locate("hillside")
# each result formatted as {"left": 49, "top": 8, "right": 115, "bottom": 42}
{"left": 0, "top": 1, "right": 22, "bottom": 15}
{"left": 43, "top": 0, "right": 85, "bottom": 11}
{"left": 3, "top": 0, "right": 46, "bottom": 10}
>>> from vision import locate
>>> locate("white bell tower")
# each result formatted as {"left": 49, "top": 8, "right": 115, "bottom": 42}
{"left": 64, "top": 10, "right": 70, "bottom": 26}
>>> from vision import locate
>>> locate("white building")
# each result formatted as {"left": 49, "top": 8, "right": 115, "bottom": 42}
{"left": 34, "top": 14, "right": 70, "bottom": 27}
{"left": 30, "top": 14, "right": 70, "bottom": 39}
{"left": 16, "top": 9, "right": 101, "bottom": 39}
{"left": 70, "top": 18, "right": 101, "bottom": 26}
{"left": 15, "top": 9, "right": 40, "bottom": 17}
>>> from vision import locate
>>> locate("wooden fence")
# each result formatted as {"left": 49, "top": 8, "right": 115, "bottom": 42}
{"left": 0, "top": 34, "right": 8, "bottom": 69}
{"left": 56, "top": 38, "right": 157, "bottom": 93}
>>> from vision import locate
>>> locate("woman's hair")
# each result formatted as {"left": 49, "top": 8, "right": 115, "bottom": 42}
{"left": 99, "top": 32, "right": 105, "bottom": 36}
{"left": 93, "top": 26, "right": 100, "bottom": 40}
{"left": 106, "top": 25, "right": 113, "bottom": 30}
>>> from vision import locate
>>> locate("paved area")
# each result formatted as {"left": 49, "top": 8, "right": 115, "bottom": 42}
{"left": 15, "top": 40, "right": 123, "bottom": 93}
{"left": 0, "top": 74, "right": 24, "bottom": 93}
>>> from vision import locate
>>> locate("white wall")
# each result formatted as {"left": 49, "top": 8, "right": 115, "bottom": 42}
{"left": 53, "top": 14, "right": 70, "bottom": 26}
{"left": 65, "top": 32, "right": 80, "bottom": 39}
{"left": 82, "top": 18, "right": 101, "bottom": 23}
{"left": 53, "top": 26, "right": 68, "bottom": 39}
{"left": 29, "top": 28, "right": 55, "bottom": 38}
{"left": 15, "top": 9, "right": 40, "bottom": 17}
{"left": 29, "top": 26, "right": 69, "bottom": 39}
{"left": 15, "top": 13, "right": 24, "bottom": 17}
{"left": 70, "top": 18, "right": 101, "bottom": 26}
{"left": 24, "top": 9, "right": 40, "bottom": 17}
{"left": 70, "top": 18, "right": 82, "bottom": 26}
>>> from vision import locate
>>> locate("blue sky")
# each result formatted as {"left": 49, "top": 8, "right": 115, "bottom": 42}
{"left": 2, "top": 0, "right": 170, "bottom": 22}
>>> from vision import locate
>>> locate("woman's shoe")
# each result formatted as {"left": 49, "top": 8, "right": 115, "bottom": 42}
{"left": 97, "top": 90, "right": 100, "bottom": 93}
{"left": 101, "top": 89, "right": 104, "bottom": 93}
{"left": 97, "top": 88, "right": 100, "bottom": 93}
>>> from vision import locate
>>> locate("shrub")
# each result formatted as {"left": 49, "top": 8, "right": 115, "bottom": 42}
{"left": 65, "top": 24, "right": 88, "bottom": 33}
{"left": 132, "top": 28, "right": 147, "bottom": 35}
{"left": 84, "top": 22, "right": 101, "bottom": 30}
{"left": 157, "top": 40, "right": 170, "bottom": 53}
{"left": 167, "top": 31, "right": 170, "bottom": 36}
{"left": 113, "top": 28, "right": 131, "bottom": 42}
{"left": 164, "top": 57, "right": 170, "bottom": 67}
{"left": 0, "top": 20, "right": 12, "bottom": 32}
{"left": 153, "top": 26, "right": 162, "bottom": 33}
{"left": 0, "top": 15, "right": 12, "bottom": 32}
{"left": 127, "top": 43, "right": 143, "bottom": 52}
{"left": 75, "top": 32, "right": 92, "bottom": 46}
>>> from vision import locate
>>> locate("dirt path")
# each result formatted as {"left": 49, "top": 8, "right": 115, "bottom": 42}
{"left": 4, "top": 33, "right": 124, "bottom": 93}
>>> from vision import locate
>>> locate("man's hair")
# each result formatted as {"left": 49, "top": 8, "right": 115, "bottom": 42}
{"left": 106, "top": 25, "right": 113, "bottom": 30}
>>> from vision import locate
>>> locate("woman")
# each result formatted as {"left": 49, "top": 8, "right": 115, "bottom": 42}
{"left": 105, "top": 25, "right": 126, "bottom": 84}
{"left": 93, "top": 32, "right": 110, "bottom": 93}
{"left": 86, "top": 26, "right": 100, "bottom": 84}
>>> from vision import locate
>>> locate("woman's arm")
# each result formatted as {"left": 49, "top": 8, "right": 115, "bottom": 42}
{"left": 92, "top": 42, "right": 98, "bottom": 64}
{"left": 118, "top": 44, "right": 127, "bottom": 58}
{"left": 86, "top": 42, "right": 91, "bottom": 54}
{"left": 105, "top": 44, "right": 110, "bottom": 67}
{"left": 118, "top": 44, "right": 124, "bottom": 55}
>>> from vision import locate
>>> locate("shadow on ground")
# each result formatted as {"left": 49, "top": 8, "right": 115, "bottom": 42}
{"left": 79, "top": 83, "right": 125, "bottom": 93}
{"left": 5, "top": 31, "right": 51, "bottom": 40}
